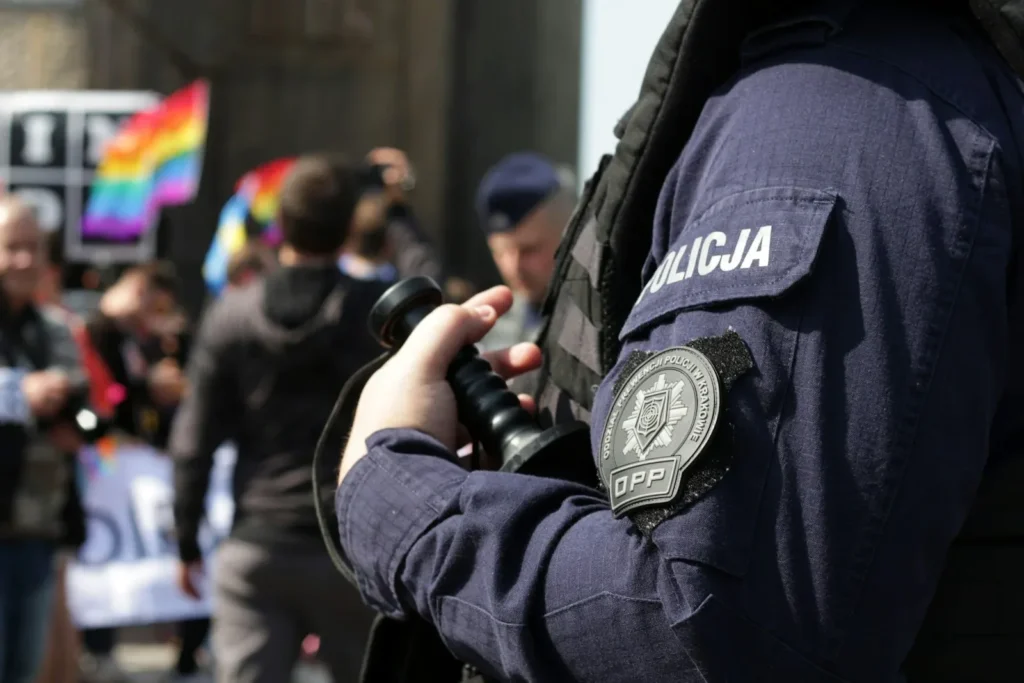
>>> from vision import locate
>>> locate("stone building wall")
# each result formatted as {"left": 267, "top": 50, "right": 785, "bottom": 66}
{"left": 0, "top": 4, "right": 87, "bottom": 89}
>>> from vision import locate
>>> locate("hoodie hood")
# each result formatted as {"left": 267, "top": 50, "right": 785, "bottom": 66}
{"left": 262, "top": 264, "right": 343, "bottom": 331}
{"left": 252, "top": 263, "right": 387, "bottom": 373}
{"left": 253, "top": 264, "right": 353, "bottom": 366}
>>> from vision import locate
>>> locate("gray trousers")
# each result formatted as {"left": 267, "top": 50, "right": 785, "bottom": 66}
{"left": 213, "top": 539, "right": 375, "bottom": 683}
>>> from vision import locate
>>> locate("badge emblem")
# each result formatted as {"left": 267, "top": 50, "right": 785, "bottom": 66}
{"left": 600, "top": 346, "right": 722, "bottom": 516}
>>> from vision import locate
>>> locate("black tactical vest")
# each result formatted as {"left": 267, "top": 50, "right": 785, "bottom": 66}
{"left": 316, "top": 1, "right": 1024, "bottom": 680}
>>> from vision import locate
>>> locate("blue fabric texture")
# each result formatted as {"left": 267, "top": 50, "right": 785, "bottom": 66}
{"left": 337, "top": 6, "right": 1024, "bottom": 681}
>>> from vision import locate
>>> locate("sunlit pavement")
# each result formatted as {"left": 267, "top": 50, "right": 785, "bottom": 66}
{"left": 116, "top": 643, "right": 331, "bottom": 683}
{"left": 116, "top": 642, "right": 210, "bottom": 682}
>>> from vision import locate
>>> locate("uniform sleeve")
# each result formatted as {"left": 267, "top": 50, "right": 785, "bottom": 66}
{"left": 169, "top": 302, "right": 239, "bottom": 563}
{"left": 337, "top": 429, "right": 688, "bottom": 682}
{"left": 338, "top": 21, "right": 1019, "bottom": 683}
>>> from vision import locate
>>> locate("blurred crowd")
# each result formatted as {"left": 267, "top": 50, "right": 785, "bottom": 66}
{"left": 0, "top": 145, "right": 574, "bottom": 683}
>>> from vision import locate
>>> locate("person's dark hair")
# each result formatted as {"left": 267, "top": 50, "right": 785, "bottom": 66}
{"left": 278, "top": 154, "right": 362, "bottom": 255}
{"left": 123, "top": 260, "right": 180, "bottom": 297}
{"left": 227, "top": 242, "right": 275, "bottom": 285}
{"left": 144, "top": 260, "right": 180, "bottom": 296}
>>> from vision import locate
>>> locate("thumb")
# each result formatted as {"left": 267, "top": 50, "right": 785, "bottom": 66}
{"left": 396, "top": 303, "right": 497, "bottom": 381}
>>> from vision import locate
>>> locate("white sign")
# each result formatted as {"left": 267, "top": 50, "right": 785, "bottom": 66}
{"left": 67, "top": 443, "right": 236, "bottom": 628}
{"left": 0, "top": 90, "right": 161, "bottom": 263}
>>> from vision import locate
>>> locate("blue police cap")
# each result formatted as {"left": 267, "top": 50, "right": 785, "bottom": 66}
{"left": 475, "top": 152, "right": 561, "bottom": 235}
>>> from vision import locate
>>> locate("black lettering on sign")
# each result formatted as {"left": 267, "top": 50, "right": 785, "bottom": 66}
{"left": 8, "top": 111, "right": 67, "bottom": 168}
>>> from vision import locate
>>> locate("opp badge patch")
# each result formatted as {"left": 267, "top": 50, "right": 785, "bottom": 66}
{"left": 600, "top": 347, "right": 722, "bottom": 516}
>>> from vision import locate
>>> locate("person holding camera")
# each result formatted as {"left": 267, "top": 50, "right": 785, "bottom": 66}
{"left": 343, "top": 148, "right": 482, "bottom": 301}
{"left": 0, "top": 196, "right": 87, "bottom": 683}
{"left": 358, "top": 147, "right": 445, "bottom": 284}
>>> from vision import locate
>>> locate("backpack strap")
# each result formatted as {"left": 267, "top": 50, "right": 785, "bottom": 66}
{"left": 313, "top": 349, "right": 473, "bottom": 683}
{"left": 312, "top": 350, "right": 390, "bottom": 587}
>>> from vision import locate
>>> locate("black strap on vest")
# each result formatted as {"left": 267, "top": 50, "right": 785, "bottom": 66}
{"left": 312, "top": 350, "right": 389, "bottom": 587}
{"left": 312, "top": 351, "right": 468, "bottom": 683}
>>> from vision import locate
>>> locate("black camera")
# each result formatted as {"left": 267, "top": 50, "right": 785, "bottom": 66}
{"left": 38, "top": 389, "right": 113, "bottom": 444}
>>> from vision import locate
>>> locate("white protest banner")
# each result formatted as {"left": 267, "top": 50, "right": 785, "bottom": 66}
{"left": 67, "top": 443, "right": 235, "bottom": 628}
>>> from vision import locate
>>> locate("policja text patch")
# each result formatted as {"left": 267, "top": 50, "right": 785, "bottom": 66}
{"left": 599, "top": 330, "right": 753, "bottom": 523}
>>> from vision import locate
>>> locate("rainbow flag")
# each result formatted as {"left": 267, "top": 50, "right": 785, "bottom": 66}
{"left": 83, "top": 80, "right": 210, "bottom": 241}
{"left": 203, "top": 157, "right": 296, "bottom": 294}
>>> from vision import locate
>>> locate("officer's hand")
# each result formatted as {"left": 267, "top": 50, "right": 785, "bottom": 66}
{"left": 339, "top": 285, "right": 542, "bottom": 485}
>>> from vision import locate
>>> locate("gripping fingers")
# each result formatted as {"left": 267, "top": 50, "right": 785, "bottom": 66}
{"left": 398, "top": 304, "right": 498, "bottom": 378}
{"left": 481, "top": 343, "right": 543, "bottom": 380}
{"left": 459, "top": 285, "right": 515, "bottom": 317}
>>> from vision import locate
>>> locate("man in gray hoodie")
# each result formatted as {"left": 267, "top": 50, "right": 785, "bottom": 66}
{"left": 170, "top": 155, "right": 381, "bottom": 683}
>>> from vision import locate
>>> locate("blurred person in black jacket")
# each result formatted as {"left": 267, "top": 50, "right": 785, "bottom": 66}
{"left": 0, "top": 197, "right": 87, "bottom": 683}
{"left": 85, "top": 262, "right": 186, "bottom": 447}
{"left": 356, "top": 146, "right": 453, "bottom": 284}
{"left": 80, "top": 263, "right": 192, "bottom": 683}
{"left": 170, "top": 154, "right": 382, "bottom": 683}
{"left": 34, "top": 232, "right": 90, "bottom": 683}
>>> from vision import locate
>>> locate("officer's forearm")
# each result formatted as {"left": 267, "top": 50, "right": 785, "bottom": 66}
{"left": 336, "top": 428, "right": 688, "bottom": 681}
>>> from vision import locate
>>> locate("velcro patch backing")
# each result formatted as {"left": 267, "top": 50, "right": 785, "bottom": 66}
{"left": 602, "top": 330, "right": 753, "bottom": 534}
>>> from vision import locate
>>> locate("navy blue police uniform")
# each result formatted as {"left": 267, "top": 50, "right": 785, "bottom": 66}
{"left": 334, "top": 5, "right": 1024, "bottom": 682}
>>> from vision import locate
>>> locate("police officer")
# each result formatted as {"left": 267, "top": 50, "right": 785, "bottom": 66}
{"left": 333, "top": 3, "right": 1024, "bottom": 681}
{"left": 475, "top": 152, "right": 574, "bottom": 353}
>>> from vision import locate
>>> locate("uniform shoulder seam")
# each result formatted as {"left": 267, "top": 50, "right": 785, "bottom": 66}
{"left": 829, "top": 43, "right": 999, "bottom": 144}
